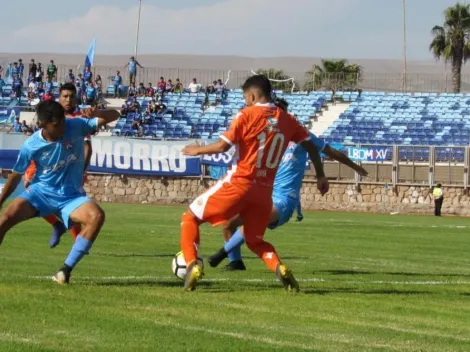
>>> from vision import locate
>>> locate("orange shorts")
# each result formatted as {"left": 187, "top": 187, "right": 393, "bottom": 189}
{"left": 189, "top": 179, "right": 273, "bottom": 239}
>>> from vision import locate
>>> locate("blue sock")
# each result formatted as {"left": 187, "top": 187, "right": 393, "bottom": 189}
{"left": 64, "top": 236, "right": 93, "bottom": 269}
{"left": 224, "top": 229, "right": 245, "bottom": 262}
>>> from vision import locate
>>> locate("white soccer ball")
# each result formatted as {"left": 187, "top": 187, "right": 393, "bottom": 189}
{"left": 171, "top": 251, "right": 204, "bottom": 280}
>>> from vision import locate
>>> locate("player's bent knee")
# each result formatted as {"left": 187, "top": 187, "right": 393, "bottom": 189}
{"left": 89, "top": 208, "right": 105, "bottom": 227}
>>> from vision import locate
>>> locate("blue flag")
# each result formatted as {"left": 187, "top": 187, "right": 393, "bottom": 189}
{"left": 85, "top": 38, "right": 96, "bottom": 68}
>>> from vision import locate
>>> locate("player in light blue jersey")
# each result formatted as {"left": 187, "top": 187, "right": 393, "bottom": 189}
{"left": 0, "top": 100, "right": 120, "bottom": 284}
{"left": 209, "top": 98, "right": 368, "bottom": 270}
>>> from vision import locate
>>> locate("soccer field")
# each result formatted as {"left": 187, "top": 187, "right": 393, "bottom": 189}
{"left": 1, "top": 204, "right": 470, "bottom": 352}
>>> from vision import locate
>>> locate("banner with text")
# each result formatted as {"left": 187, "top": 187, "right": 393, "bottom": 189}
{"left": 89, "top": 137, "right": 200, "bottom": 176}
{"left": 346, "top": 146, "right": 391, "bottom": 162}
{"left": 0, "top": 108, "right": 21, "bottom": 125}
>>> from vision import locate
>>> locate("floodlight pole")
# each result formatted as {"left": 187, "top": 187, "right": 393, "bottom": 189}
{"left": 134, "top": 0, "right": 142, "bottom": 59}
{"left": 402, "top": 0, "right": 407, "bottom": 92}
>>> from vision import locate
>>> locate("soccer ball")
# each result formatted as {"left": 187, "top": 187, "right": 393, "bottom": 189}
{"left": 171, "top": 251, "right": 204, "bottom": 280}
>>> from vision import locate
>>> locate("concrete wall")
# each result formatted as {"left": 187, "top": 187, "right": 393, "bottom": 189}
{"left": 84, "top": 174, "right": 470, "bottom": 216}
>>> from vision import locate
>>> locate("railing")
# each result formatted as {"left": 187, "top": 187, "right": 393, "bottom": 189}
{"left": 305, "top": 145, "right": 470, "bottom": 189}
{"left": 3, "top": 61, "right": 469, "bottom": 93}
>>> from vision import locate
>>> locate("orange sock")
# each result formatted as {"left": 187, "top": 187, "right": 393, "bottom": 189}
{"left": 43, "top": 215, "right": 59, "bottom": 226}
{"left": 69, "top": 224, "right": 81, "bottom": 240}
{"left": 246, "top": 238, "right": 281, "bottom": 272}
{"left": 180, "top": 211, "right": 200, "bottom": 266}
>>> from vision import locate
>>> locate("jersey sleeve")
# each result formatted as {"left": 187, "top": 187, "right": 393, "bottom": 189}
{"left": 220, "top": 111, "right": 245, "bottom": 145}
{"left": 288, "top": 115, "right": 310, "bottom": 144}
{"left": 69, "top": 117, "right": 98, "bottom": 137}
{"left": 307, "top": 132, "right": 326, "bottom": 153}
{"left": 13, "top": 145, "right": 32, "bottom": 175}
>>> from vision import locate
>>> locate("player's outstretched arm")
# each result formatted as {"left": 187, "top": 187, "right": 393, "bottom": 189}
{"left": 300, "top": 140, "right": 329, "bottom": 195}
{"left": 81, "top": 107, "right": 120, "bottom": 128}
{"left": 0, "top": 173, "right": 22, "bottom": 209}
{"left": 323, "top": 145, "right": 368, "bottom": 176}
{"left": 182, "top": 139, "right": 231, "bottom": 157}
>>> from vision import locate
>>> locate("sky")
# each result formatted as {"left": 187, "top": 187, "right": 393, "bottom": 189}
{"left": 0, "top": 0, "right": 465, "bottom": 60}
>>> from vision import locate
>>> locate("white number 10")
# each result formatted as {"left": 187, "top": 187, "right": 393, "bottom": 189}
{"left": 256, "top": 132, "right": 285, "bottom": 169}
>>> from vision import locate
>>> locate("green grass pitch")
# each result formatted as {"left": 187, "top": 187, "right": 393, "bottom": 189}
{"left": 1, "top": 204, "right": 470, "bottom": 351}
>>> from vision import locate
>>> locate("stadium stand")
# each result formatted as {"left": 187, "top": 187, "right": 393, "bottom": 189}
{"left": 320, "top": 91, "right": 470, "bottom": 162}
{"left": 112, "top": 89, "right": 330, "bottom": 140}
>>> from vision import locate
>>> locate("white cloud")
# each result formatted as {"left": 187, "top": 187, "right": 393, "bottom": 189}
{"left": 7, "top": 0, "right": 357, "bottom": 57}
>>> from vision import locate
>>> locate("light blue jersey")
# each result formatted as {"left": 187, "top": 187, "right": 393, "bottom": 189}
{"left": 13, "top": 118, "right": 98, "bottom": 195}
{"left": 273, "top": 132, "right": 326, "bottom": 201}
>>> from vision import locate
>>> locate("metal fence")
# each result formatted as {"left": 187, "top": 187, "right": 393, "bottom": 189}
{"left": 7, "top": 62, "right": 470, "bottom": 93}
{"left": 304, "top": 145, "right": 470, "bottom": 189}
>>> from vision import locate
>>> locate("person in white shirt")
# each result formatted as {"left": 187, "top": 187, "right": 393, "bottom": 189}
{"left": 188, "top": 78, "right": 201, "bottom": 93}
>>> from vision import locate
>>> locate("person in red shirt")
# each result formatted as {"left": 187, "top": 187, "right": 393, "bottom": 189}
{"left": 25, "top": 83, "right": 92, "bottom": 248}
{"left": 146, "top": 83, "right": 154, "bottom": 97}
{"left": 180, "top": 75, "right": 329, "bottom": 291}
{"left": 157, "top": 77, "right": 166, "bottom": 93}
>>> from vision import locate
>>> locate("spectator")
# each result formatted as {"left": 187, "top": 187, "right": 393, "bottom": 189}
{"left": 125, "top": 56, "right": 143, "bottom": 86}
{"left": 129, "top": 99, "right": 141, "bottom": 113}
{"left": 166, "top": 79, "right": 174, "bottom": 92}
{"left": 10, "top": 117, "right": 22, "bottom": 133}
{"left": 173, "top": 78, "right": 183, "bottom": 93}
{"left": 28, "top": 78, "right": 38, "bottom": 100}
{"left": 137, "top": 82, "right": 146, "bottom": 97}
{"left": 11, "top": 62, "right": 19, "bottom": 78}
{"left": 120, "top": 103, "right": 129, "bottom": 116}
{"left": 157, "top": 77, "right": 166, "bottom": 93}
{"left": 156, "top": 102, "right": 166, "bottom": 114}
{"left": 0, "top": 65, "right": 3, "bottom": 75}
{"left": 21, "top": 120, "right": 29, "bottom": 133}
{"left": 0, "top": 75, "right": 4, "bottom": 90}
{"left": 47, "top": 60, "right": 57, "bottom": 81}
{"left": 83, "top": 66, "right": 93, "bottom": 83}
{"left": 147, "top": 99, "right": 157, "bottom": 113}
{"left": 206, "top": 81, "right": 217, "bottom": 94}
{"left": 112, "top": 71, "right": 123, "bottom": 98}
{"left": 127, "top": 83, "right": 137, "bottom": 98}
{"left": 36, "top": 63, "right": 44, "bottom": 83}
{"left": 95, "top": 75, "right": 103, "bottom": 96}
{"left": 42, "top": 91, "right": 54, "bottom": 101}
{"left": 216, "top": 79, "right": 226, "bottom": 94}
{"left": 27, "top": 73, "right": 35, "bottom": 85}
{"left": 29, "top": 59, "right": 37, "bottom": 79}
{"left": 18, "top": 59, "right": 24, "bottom": 79}
{"left": 65, "top": 69, "right": 75, "bottom": 84}
{"left": 188, "top": 78, "right": 201, "bottom": 93}
{"left": 12, "top": 75, "right": 23, "bottom": 101}
{"left": 76, "top": 73, "right": 85, "bottom": 89}
{"left": 44, "top": 77, "right": 53, "bottom": 94}
{"left": 85, "top": 82, "right": 97, "bottom": 105}
{"left": 146, "top": 83, "right": 154, "bottom": 97}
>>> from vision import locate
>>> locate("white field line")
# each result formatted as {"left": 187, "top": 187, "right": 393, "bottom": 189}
{"left": 24, "top": 275, "right": 470, "bottom": 285}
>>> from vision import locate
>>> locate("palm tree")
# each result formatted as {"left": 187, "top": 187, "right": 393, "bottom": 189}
{"left": 430, "top": 3, "right": 470, "bottom": 93}
{"left": 303, "top": 59, "right": 362, "bottom": 91}
{"left": 255, "top": 68, "right": 293, "bottom": 91}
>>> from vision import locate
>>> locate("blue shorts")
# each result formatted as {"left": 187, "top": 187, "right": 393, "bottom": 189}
{"left": 19, "top": 183, "right": 91, "bottom": 229}
{"left": 268, "top": 195, "right": 299, "bottom": 230}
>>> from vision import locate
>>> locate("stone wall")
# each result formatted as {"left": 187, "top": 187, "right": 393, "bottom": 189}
{"left": 84, "top": 174, "right": 470, "bottom": 216}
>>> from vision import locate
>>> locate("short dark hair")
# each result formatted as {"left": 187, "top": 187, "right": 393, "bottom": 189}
{"left": 36, "top": 100, "right": 65, "bottom": 123}
{"left": 60, "top": 83, "right": 76, "bottom": 95}
{"left": 274, "top": 98, "right": 289, "bottom": 112}
{"left": 242, "top": 75, "right": 272, "bottom": 98}
{"left": 437, "top": 183, "right": 442, "bottom": 187}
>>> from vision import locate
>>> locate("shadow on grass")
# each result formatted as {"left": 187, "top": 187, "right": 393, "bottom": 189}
{"left": 94, "top": 280, "right": 216, "bottom": 288}
{"left": 303, "top": 287, "right": 432, "bottom": 295}
{"left": 315, "top": 269, "right": 470, "bottom": 278}
{"left": 97, "top": 253, "right": 175, "bottom": 259}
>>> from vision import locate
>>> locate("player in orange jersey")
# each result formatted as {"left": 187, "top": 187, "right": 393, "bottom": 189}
{"left": 180, "top": 75, "right": 329, "bottom": 291}
{"left": 24, "top": 83, "right": 93, "bottom": 248}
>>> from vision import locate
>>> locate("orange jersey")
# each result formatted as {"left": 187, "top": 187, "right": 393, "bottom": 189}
{"left": 220, "top": 103, "right": 309, "bottom": 188}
